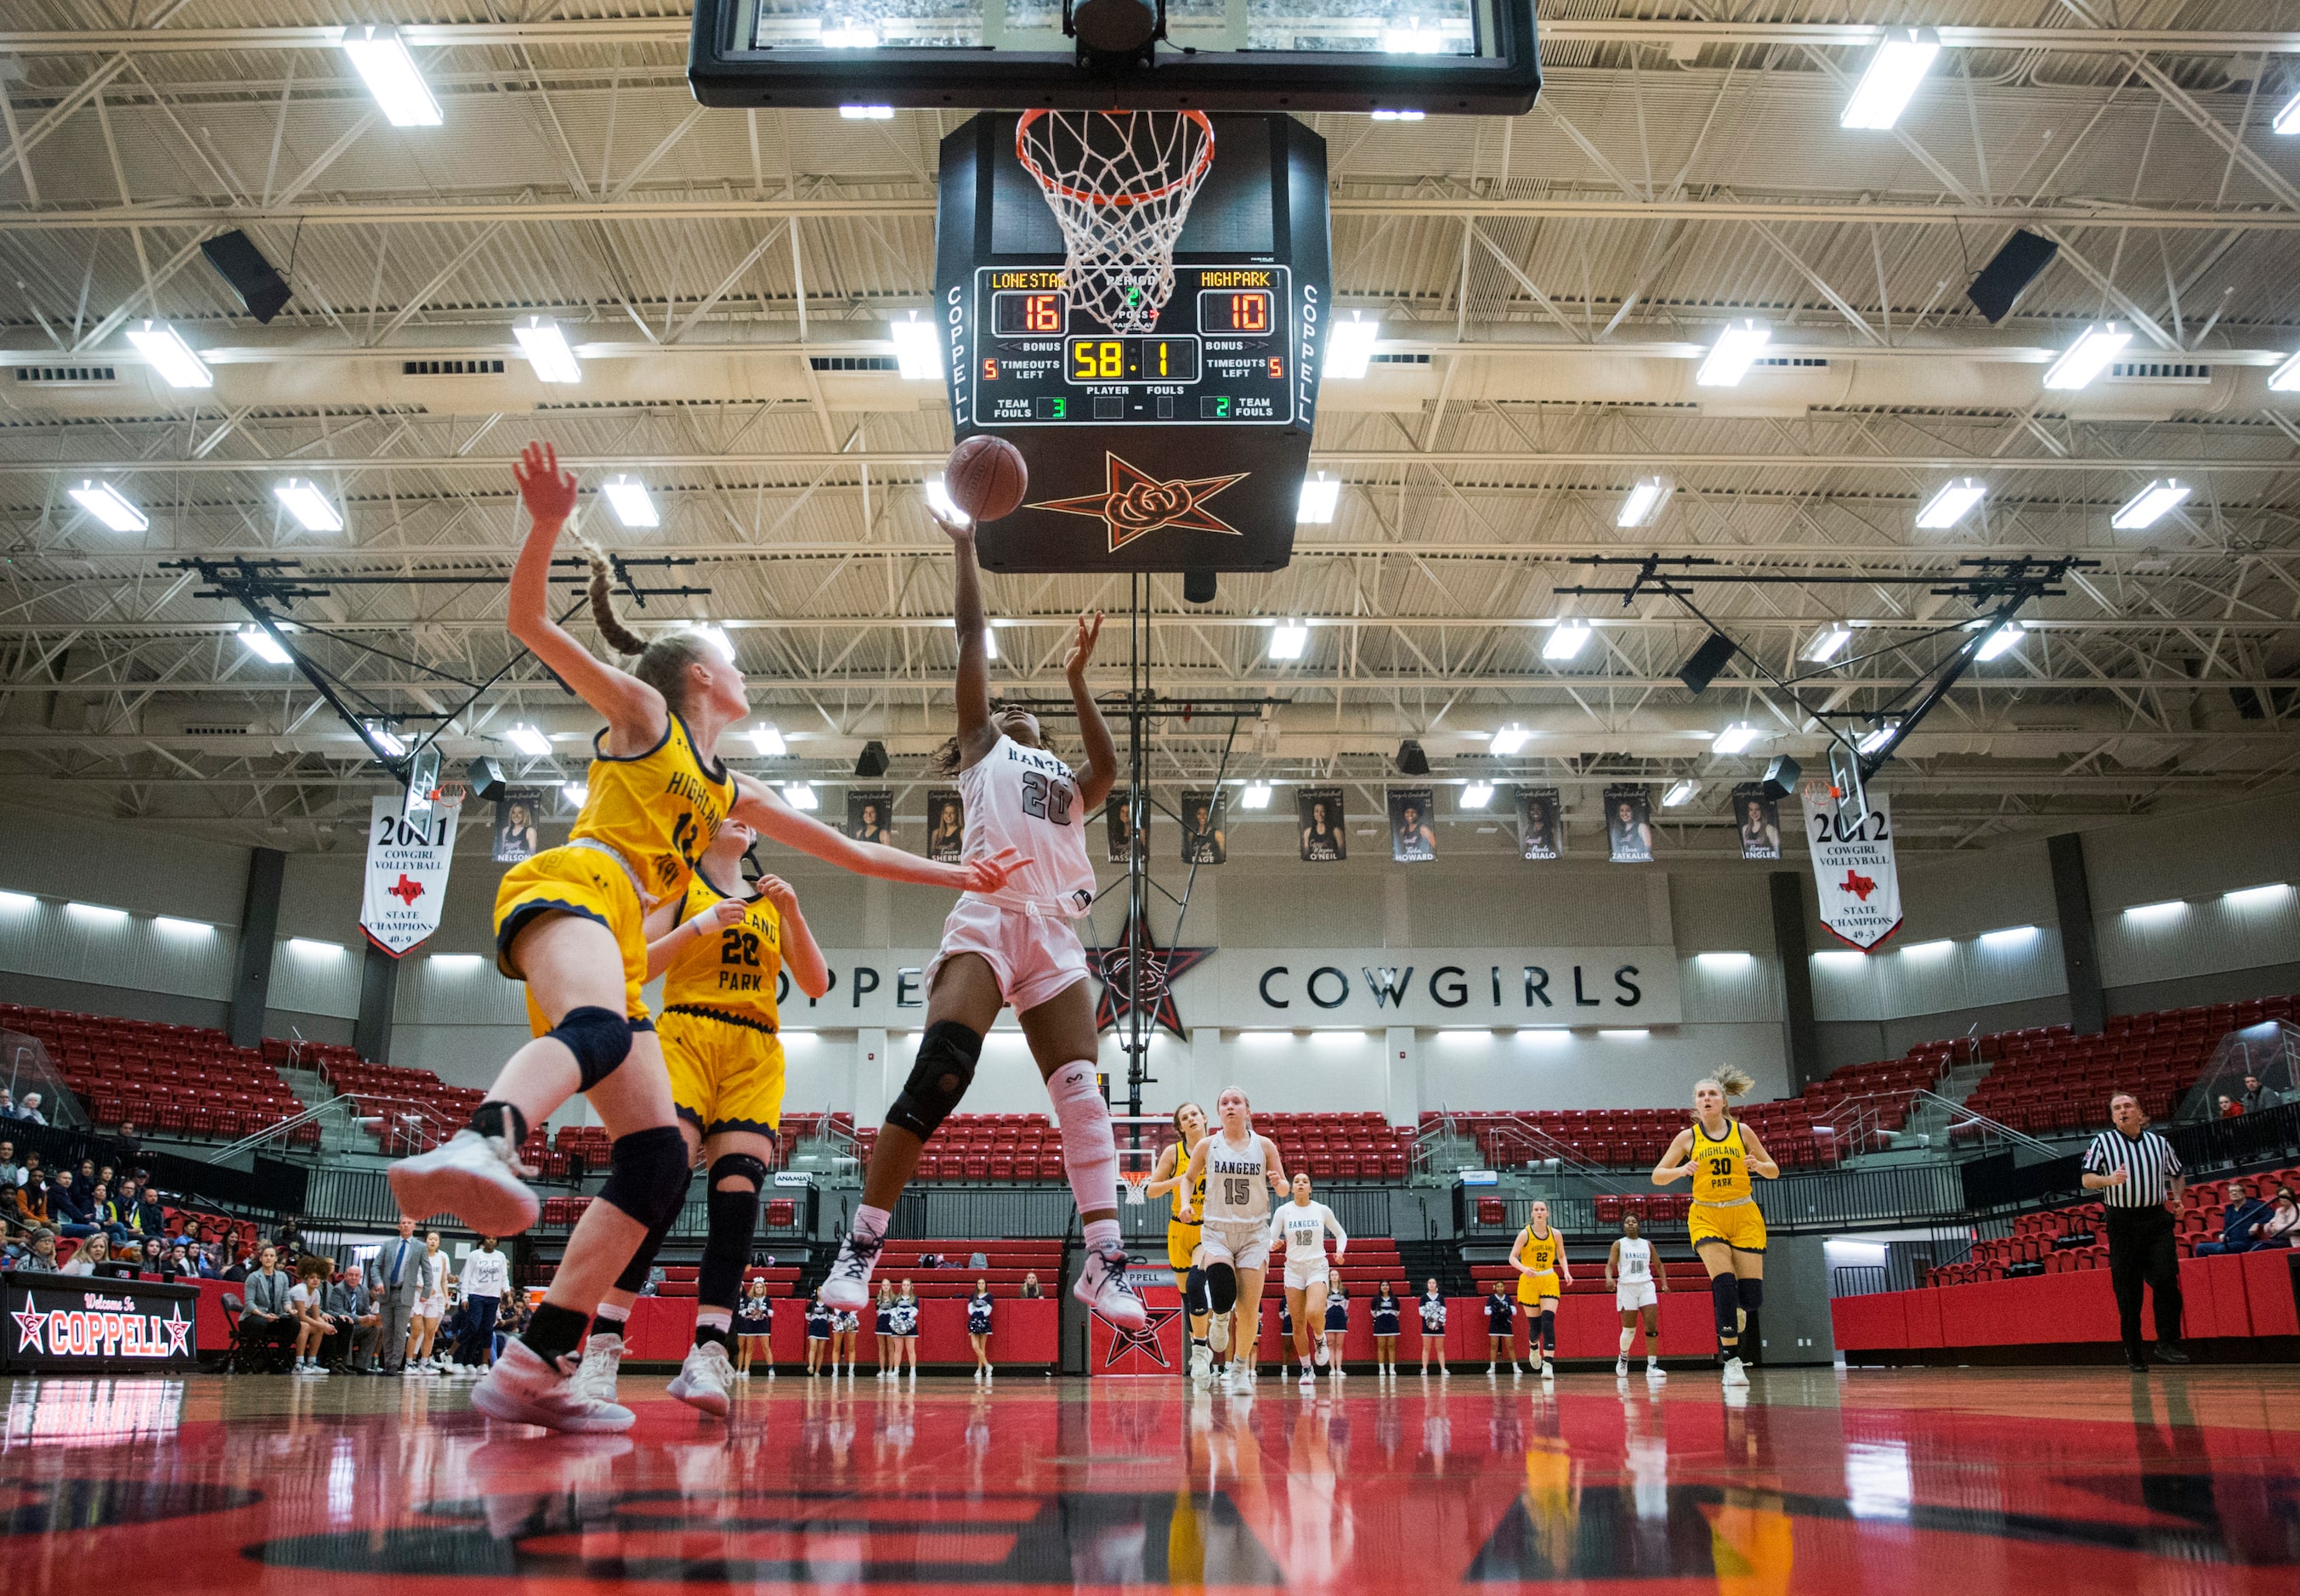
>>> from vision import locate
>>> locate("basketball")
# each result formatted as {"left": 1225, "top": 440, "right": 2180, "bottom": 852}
{"left": 944, "top": 435, "right": 1028, "bottom": 524}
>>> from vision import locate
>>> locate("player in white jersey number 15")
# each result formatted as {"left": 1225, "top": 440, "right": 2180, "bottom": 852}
{"left": 820, "top": 503, "right": 1146, "bottom": 1329}
{"left": 1181, "top": 1086, "right": 1289, "bottom": 1391}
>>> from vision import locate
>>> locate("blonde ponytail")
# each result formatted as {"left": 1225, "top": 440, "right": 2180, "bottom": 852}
{"left": 1696, "top": 1066, "right": 1756, "bottom": 1104}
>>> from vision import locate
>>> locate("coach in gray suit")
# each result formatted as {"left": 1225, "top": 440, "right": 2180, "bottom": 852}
{"left": 374, "top": 1214, "right": 424, "bottom": 1372}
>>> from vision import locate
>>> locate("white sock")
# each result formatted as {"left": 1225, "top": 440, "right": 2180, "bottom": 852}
{"left": 1085, "top": 1217, "right": 1123, "bottom": 1255}
{"left": 696, "top": 1308, "right": 733, "bottom": 1334}
{"left": 852, "top": 1204, "right": 891, "bottom": 1244}
{"left": 1046, "top": 1062, "right": 1119, "bottom": 1229}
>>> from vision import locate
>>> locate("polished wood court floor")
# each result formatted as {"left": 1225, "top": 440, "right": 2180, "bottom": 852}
{"left": 6, "top": 1364, "right": 2299, "bottom": 1592}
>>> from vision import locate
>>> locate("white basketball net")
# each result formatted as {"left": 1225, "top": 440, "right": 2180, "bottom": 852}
{"left": 1017, "top": 110, "right": 1216, "bottom": 336}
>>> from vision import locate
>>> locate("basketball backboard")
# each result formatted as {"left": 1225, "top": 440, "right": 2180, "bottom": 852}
{"left": 688, "top": 0, "right": 1540, "bottom": 114}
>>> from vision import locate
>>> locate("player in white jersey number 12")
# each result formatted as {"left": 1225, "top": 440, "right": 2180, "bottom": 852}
{"left": 820, "top": 504, "right": 1145, "bottom": 1329}
{"left": 1181, "top": 1086, "right": 1289, "bottom": 1392}
{"left": 1271, "top": 1172, "right": 1348, "bottom": 1388}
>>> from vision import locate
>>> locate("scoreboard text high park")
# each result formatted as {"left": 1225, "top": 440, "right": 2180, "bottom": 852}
{"left": 934, "top": 114, "right": 1332, "bottom": 577}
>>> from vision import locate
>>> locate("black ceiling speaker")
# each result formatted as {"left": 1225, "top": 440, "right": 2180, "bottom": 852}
{"left": 1183, "top": 568, "right": 1218, "bottom": 604}
{"left": 1072, "top": 0, "right": 1158, "bottom": 53}
{"left": 200, "top": 229, "right": 293, "bottom": 325}
{"left": 1395, "top": 739, "right": 1430, "bottom": 777}
{"left": 466, "top": 757, "right": 507, "bottom": 805}
{"left": 854, "top": 740, "right": 890, "bottom": 778}
{"left": 1678, "top": 631, "right": 1739, "bottom": 694}
{"left": 1965, "top": 229, "right": 2059, "bottom": 325}
{"left": 1760, "top": 755, "right": 1801, "bottom": 804}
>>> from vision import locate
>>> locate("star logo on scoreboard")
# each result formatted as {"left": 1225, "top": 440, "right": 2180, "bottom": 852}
{"left": 1028, "top": 453, "right": 1248, "bottom": 553}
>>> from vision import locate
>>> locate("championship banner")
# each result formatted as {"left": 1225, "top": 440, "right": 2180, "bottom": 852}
{"left": 1733, "top": 782, "right": 1782, "bottom": 861}
{"left": 3, "top": 1278, "right": 199, "bottom": 1372}
{"left": 1180, "top": 790, "right": 1226, "bottom": 863}
{"left": 924, "top": 788, "right": 965, "bottom": 863}
{"left": 1298, "top": 786, "right": 1346, "bottom": 862}
{"left": 361, "top": 795, "right": 462, "bottom": 957}
{"left": 847, "top": 789, "right": 896, "bottom": 846}
{"left": 1517, "top": 786, "right": 1561, "bottom": 860}
{"left": 1389, "top": 787, "right": 1436, "bottom": 862}
{"left": 1800, "top": 784, "right": 1903, "bottom": 950}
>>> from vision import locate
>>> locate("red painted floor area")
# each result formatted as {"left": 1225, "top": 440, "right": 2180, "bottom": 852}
{"left": 6, "top": 1366, "right": 2300, "bottom": 1591}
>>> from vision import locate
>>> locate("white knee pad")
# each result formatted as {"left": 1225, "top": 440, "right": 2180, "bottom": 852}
{"left": 1046, "top": 1061, "right": 1119, "bottom": 1214}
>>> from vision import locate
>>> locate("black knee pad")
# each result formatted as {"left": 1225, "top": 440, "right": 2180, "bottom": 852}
{"left": 1184, "top": 1265, "right": 1210, "bottom": 1316}
{"left": 700, "top": 1169, "right": 764, "bottom": 1310}
{"left": 550, "top": 1005, "right": 634, "bottom": 1090}
{"left": 613, "top": 1210, "right": 677, "bottom": 1294}
{"left": 709, "top": 1152, "right": 769, "bottom": 1192}
{"left": 1539, "top": 1310, "right": 1556, "bottom": 1345}
{"left": 1736, "top": 1277, "right": 1764, "bottom": 1313}
{"left": 598, "top": 1124, "right": 691, "bottom": 1230}
{"left": 1710, "top": 1273, "right": 1740, "bottom": 1338}
{"left": 885, "top": 1020, "right": 982, "bottom": 1140}
{"left": 1205, "top": 1261, "right": 1238, "bottom": 1315}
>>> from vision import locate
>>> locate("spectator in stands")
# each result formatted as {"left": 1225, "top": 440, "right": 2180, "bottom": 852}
{"left": 1020, "top": 1272, "right": 1044, "bottom": 1299}
{"left": 16, "top": 1148, "right": 43, "bottom": 1197}
{"left": 8, "top": 1171, "right": 49, "bottom": 1230}
{"left": 2261, "top": 1191, "right": 2300, "bottom": 1248}
{"left": 2241, "top": 1075, "right": 2280, "bottom": 1113}
{"left": 495, "top": 1293, "right": 529, "bottom": 1363}
{"left": 110, "top": 1123, "right": 141, "bottom": 1167}
{"left": 0, "top": 1089, "right": 14, "bottom": 1119}
{"left": 0, "top": 1215, "right": 27, "bottom": 1268}
{"left": 48, "top": 1169, "right": 94, "bottom": 1238}
{"left": 274, "top": 1217, "right": 305, "bottom": 1260}
{"left": 122, "top": 1175, "right": 164, "bottom": 1245}
{"left": 59, "top": 1231, "right": 113, "bottom": 1276}
{"left": 16, "top": 1092, "right": 46, "bottom": 1125}
{"left": 329, "top": 1265, "right": 382, "bottom": 1372}
{"left": 23, "top": 1227, "right": 59, "bottom": 1271}
{"left": 0, "top": 1140, "right": 21, "bottom": 1190}
{"left": 2081, "top": 1092, "right": 2188, "bottom": 1372}
{"left": 237, "top": 1244, "right": 294, "bottom": 1358}
{"left": 75, "top": 1157, "right": 96, "bottom": 1190}
{"left": 167, "top": 1243, "right": 195, "bottom": 1278}
{"left": 221, "top": 1247, "right": 252, "bottom": 1284}
{"left": 2218, "top": 1094, "right": 2244, "bottom": 1119}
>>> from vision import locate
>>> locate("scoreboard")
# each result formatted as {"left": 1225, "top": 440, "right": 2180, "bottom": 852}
{"left": 934, "top": 114, "right": 1331, "bottom": 574}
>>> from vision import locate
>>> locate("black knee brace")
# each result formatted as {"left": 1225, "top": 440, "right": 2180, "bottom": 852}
{"left": 1205, "top": 1261, "right": 1238, "bottom": 1315}
{"left": 1736, "top": 1277, "right": 1764, "bottom": 1314}
{"left": 1710, "top": 1273, "right": 1741, "bottom": 1341}
{"left": 613, "top": 1209, "right": 677, "bottom": 1295}
{"left": 598, "top": 1124, "right": 691, "bottom": 1229}
{"left": 1184, "top": 1265, "right": 1210, "bottom": 1317}
{"left": 549, "top": 1005, "right": 635, "bottom": 1090}
{"left": 886, "top": 1020, "right": 982, "bottom": 1140}
{"left": 1539, "top": 1310, "right": 1556, "bottom": 1350}
{"left": 699, "top": 1154, "right": 768, "bottom": 1310}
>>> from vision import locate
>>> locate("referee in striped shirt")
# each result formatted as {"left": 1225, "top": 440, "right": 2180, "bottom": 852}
{"left": 2080, "top": 1092, "right": 2190, "bottom": 1372}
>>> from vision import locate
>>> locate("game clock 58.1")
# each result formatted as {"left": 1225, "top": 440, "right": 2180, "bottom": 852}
{"left": 1067, "top": 337, "right": 1201, "bottom": 384}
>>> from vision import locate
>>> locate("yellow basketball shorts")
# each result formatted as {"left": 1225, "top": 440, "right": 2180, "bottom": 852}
{"left": 494, "top": 845, "right": 652, "bottom": 1033}
{"left": 1517, "top": 1271, "right": 1561, "bottom": 1305}
{"left": 1168, "top": 1221, "right": 1203, "bottom": 1274}
{"left": 660, "top": 1006, "right": 787, "bottom": 1141}
{"left": 1689, "top": 1199, "right": 1769, "bottom": 1254}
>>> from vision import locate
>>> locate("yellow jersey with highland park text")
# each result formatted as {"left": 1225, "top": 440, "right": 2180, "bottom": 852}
{"left": 662, "top": 867, "right": 783, "bottom": 1029}
{"left": 570, "top": 713, "right": 734, "bottom": 903}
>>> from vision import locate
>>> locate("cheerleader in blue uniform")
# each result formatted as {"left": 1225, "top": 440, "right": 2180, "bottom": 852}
{"left": 892, "top": 1280, "right": 921, "bottom": 1378}
{"left": 1323, "top": 1271, "right": 1350, "bottom": 1381}
{"left": 967, "top": 1277, "right": 995, "bottom": 1384}
{"left": 1485, "top": 1280, "right": 1518, "bottom": 1376}
{"left": 1419, "top": 1277, "right": 1450, "bottom": 1377}
{"left": 734, "top": 1275, "right": 774, "bottom": 1380}
{"left": 874, "top": 1281, "right": 898, "bottom": 1380}
{"left": 1370, "top": 1282, "right": 1402, "bottom": 1381}
{"left": 804, "top": 1289, "right": 833, "bottom": 1377}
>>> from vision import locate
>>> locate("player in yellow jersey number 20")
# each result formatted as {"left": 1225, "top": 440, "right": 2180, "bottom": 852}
{"left": 390, "top": 442, "right": 1032, "bottom": 1434}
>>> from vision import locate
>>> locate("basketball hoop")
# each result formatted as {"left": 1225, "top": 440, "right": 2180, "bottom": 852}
{"left": 1121, "top": 1169, "right": 1151, "bottom": 1206}
{"left": 1016, "top": 110, "right": 1215, "bottom": 336}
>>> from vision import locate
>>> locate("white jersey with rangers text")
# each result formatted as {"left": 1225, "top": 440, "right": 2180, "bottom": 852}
{"left": 1616, "top": 1237, "right": 1654, "bottom": 1286}
{"left": 1269, "top": 1199, "right": 1346, "bottom": 1264}
{"left": 958, "top": 733, "right": 1096, "bottom": 916}
{"left": 1200, "top": 1131, "right": 1272, "bottom": 1223}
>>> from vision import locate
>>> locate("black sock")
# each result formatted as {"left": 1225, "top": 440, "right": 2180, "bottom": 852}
{"left": 524, "top": 1302, "right": 586, "bottom": 1364}
{"left": 694, "top": 1322, "right": 735, "bottom": 1353}
{"left": 590, "top": 1308, "right": 628, "bottom": 1340}
{"left": 470, "top": 1101, "right": 528, "bottom": 1147}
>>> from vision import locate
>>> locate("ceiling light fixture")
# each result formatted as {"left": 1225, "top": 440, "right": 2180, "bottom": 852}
{"left": 503, "top": 723, "right": 551, "bottom": 757}
{"left": 513, "top": 317, "right": 581, "bottom": 383}
{"left": 1802, "top": 624, "right": 1853, "bottom": 663}
{"left": 125, "top": 320, "right": 213, "bottom": 388}
{"left": 1491, "top": 723, "right": 1530, "bottom": 755}
{"left": 1323, "top": 314, "right": 1380, "bottom": 379}
{"left": 1297, "top": 473, "right": 1340, "bottom": 523}
{"left": 273, "top": 478, "right": 344, "bottom": 532}
{"left": 1616, "top": 474, "right": 1674, "bottom": 528}
{"left": 1839, "top": 27, "right": 1940, "bottom": 130}
{"left": 691, "top": 624, "right": 735, "bottom": 663}
{"left": 2269, "top": 351, "right": 2300, "bottom": 392}
{"left": 602, "top": 477, "right": 659, "bottom": 528}
{"left": 2042, "top": 322, "right": 2130, "bottom": 390}
{"left": 1662, "top": 779, "right": 1701, "bottom": 806}
{"left": 561, "top": 783, "right": 589, "bottom": 806}
{"left": 1460, "top": 782, "right": 1494, "bottom": 809}
{"left": 924, "top": 477, "right": 971, "bottom": 527}
{"left": 1543, "top": 622, "right": 1591, "bottom": 660}
{"left": 237, "top": 625, "right": 292, "bottom": 665}
{"left": 1712, "top": 723, "right": 1759, "bottom": 754}
{"left": 340, "top": 25, "right": 443, "bottom": 127}
{"left": 749, "top": 722, "right": 787, "bottom": 756}
{"left": 1269, "top": 620, "right": 1309, "bottom": 660}
{"left": 2276, "top": 88, "right": 2300, "bottom": 135}
{"left": 890, "top": 313, "right": 941, "bottom": 379}
{"left": 1696, "top": 320, "right": 1770, "bottom": 387}
{"left": 1915, "top": 477, "right": 1986, "bottom": 529}
{"left": 1974, "top": 620, "right": 2025, "bottom": 662}
{"left": 782, "top": 783, "right": 819, "bottom": 810}
{"left": 365, "top": 722, "right": 408, "bottom": 758}
{"left": 2110, "top": 478, "right": 2191, "bottom": 530}
{"left": 1857, "top": 722, "right": 1898, "bottom": 755}
{"left": 839, "top": 105, "right": 895, "bottom": 119}
{"left": 1370, "top": 109, "right": 1426, "bottom": 121}
{"left": 68, "top": 481, "right": 149, "bottom": 533}
{"left": 1242, "top": 782, "right": 1272, "bottom": 809}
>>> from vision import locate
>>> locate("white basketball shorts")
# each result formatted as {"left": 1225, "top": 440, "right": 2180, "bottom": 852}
{"left": 927, "top": 897, "right": 1090, "bottom": 1014}
{"left": 1616, "top": 1283, "right": 1658, "bottom": 1313}
{"left": 1198, "top": 1218, "right": 1272, "bottom": 1274}
{"left": 1283, "top": 1257, "right": 1330, "bottom": 1293}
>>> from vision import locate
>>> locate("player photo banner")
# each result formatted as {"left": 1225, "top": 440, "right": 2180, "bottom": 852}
{"left": 924, "top": 788, "right": 965, "bottom": 864}
{"left": 847, "top": 790, "right": 896, "bottom": 847}
{"left": 1389, "top": 787, "right": 1436, "bottom": 863}
{"left": 1180, "top": 790, "right": 1226, "bottom": 864}
{"left": 2, "top": 1278, "right": 200, "bottom": 1372}
{"left": 1604, "top": 784, "right": 1654, "bottom": 864}
{"left": 491, "top": 786, "right": 541, "bottom": 863}
{"left": 1297, "top": 786, "right": 1346, "bottom": 863}
{"left": 1106, "top": 793, "right": 1144, "bottom": 863}
{"left": 361, "top": 795, "right": 461, "bottom": 957}
{"left": 1517, "top": 787, "right": 1561, "bottom": 861}
{"left": 1800, "top": 784, "right": 1902, "bottom": 949}
{"left": 1733, "top": 782, "right": 1782, "bottom": 861}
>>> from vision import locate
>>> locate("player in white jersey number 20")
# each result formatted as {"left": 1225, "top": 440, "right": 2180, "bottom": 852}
{"left": 1181, "top": 1087, "right": 1289, "bottom": 1392}
{"left": 1271, "top": 1173, "right": 1349, "bottom": 1387}
{"left": 1607, "top": 1211, "right": 1667, "bottom": 1381}
{"left": 821, "top": 504, "right": 1144, "bottom": 1330}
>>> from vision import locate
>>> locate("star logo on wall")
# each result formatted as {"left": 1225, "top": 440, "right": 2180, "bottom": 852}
{"left": 1086, "top": 905, "right": 1213, "bottom": 1041}
{"left": 10, "top": 1305, "right": 48, "bottom": 1354}
{"left": 161, "top": 1305, "right": 193, "bottom": 1355}
{"left": 1028, "top": 453, "right": 1248, "bottom": 553}
{"left": 1098, "top": 1302, "right": 1181, "bottom": 1370}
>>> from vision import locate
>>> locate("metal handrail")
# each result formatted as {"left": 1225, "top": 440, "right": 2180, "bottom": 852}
{"left": 204, "top": 1090, "right": 450, "bottom": 1163}
{"left": 1423, "top": 1106, "right": 1649, "bottom": 1190}
{"left": 1905, "top": 1087, "right": 2059, "bottom": 1154}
